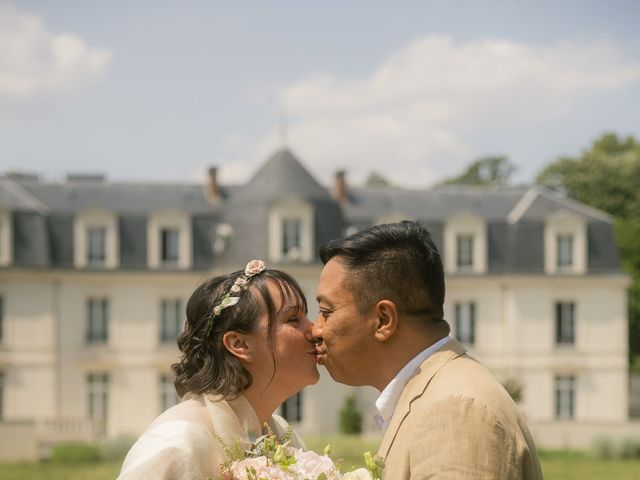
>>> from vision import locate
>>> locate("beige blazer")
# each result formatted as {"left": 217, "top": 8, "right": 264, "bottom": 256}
{"left": 378, "top": 338, "right": 543, "bottom": 479}
{"left": 118, "top": 393, "right": 302, "bottom": 480}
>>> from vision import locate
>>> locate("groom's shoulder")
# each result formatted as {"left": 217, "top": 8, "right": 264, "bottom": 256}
{"left": 415, "top": 352, "right": 515, "bottom": 410}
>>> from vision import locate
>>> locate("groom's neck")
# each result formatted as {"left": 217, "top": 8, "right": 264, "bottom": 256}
{"left": 373, "top": 329, "right": 447, "bottom": 392}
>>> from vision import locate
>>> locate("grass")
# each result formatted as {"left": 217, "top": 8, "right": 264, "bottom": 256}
{"left": 1, "top": 437, "right": 640, "bottom": 479}
{"left": 0, "top": 461, "right": 122, "bottom": 480}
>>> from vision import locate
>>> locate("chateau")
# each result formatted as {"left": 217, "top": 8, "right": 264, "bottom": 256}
{"left": 0, "top": 148, "right": 633, "bottom": 458}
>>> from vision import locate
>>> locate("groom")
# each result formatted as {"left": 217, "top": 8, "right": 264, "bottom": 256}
{"left": 313, "top": 221, "right": 542, "bottom": 479}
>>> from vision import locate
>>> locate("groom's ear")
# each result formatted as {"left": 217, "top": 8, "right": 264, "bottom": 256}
{"left": 373, "top": 300, "right": 398, "bottom": 342}
{"left": 222, "top": 331, "right": 253, "bottom": 362}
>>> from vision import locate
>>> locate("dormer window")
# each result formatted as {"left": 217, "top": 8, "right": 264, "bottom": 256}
{"left": 87, "top": 227, "right": 107, "bottom": 265}
{"left": 444, "top": 214, "right": 486, "bottom": 274}
{"left": 557, "top": 234, "right": 574, "bottom": 270}
{"left": 544, "top": 211, "right": 586, "bottom": 274}
{"left": 456, "top": 234, "right": 474, "bottom": 271}
{"left": 282, "top": 219, "right": 302, "bottom": 259}
{"left": 0, "top": 210, "right": 11, "bottom": 266}
{"left": 268, "top": 200, "right": 314, "bottom": 263}
{"left": 74, "top": 209, "right": 118, "bottom": 269}
{"left": 160, "top": 228, "right": 179, "bottom": 265}
{"left": 147, "top": 211, "right": 192, "bottom": 270}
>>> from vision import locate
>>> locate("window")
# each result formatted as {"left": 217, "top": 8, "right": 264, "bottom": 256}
{"left": 86, "top": 227, "right": 107, "bottom": 265}
{"left": 554, "top": 375, "right": 575, "bottom": 420}
{"left": 557, "top": 234, "right": 573, "bottom": 269}
{"left": 161, "top": 228, "right": 179, "bottom": 265}
{"left": 160, "top": 300, "right": 182, "bottom": 343}
{"left": 555, "top": 302, "right": 575, "bottom": 346}
{"left": 282, "top": 219, "right": 302, "bottom": 258}
{"left": 87, "top": 373, "right": 109, "bottom": 435}
{"left": 86, "top": 299, "right": 109, "bottom": 344}
{"left": 0, "top": 371, "right": 4, "bottom": 420}
{"left": 0, "top": 296, "right": 3, "bottom": 344}
{"left": 455, "top": 302, "right": 475, "bottom": 345}
{"left": 281, "top": 391, "right": 303, "bottom": 423}
{"left": 160, "top": 374, "right": 179, "bottom": 412}
{"left": 456, "top": 235, "right": 474, "bottom": 270}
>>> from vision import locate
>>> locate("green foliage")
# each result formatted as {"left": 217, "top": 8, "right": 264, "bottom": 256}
{"left": 364, "top": 451, "right": 385, "bottom": 480}
{"left": 442, "top": 155, "right": 516, "bottom": 186}
{"left": 592, "top": 436, "right": 640, "bottom": 460}
{"left": 592, "top": 437, "right": 616, "bottom": 460}
{"left": 536, "top": 133, "right": 640, "bottom": 217}
{"left": 536, "top": 132, "right": 640, "bottom": 366}
{"left": 339, "top": 395, "right": 363, "bottom": 435}
{"left": 303, "top": 435, "right": 380, "bottom": 472}
{"left": 501, "top": 377, "right": 523, "bottom": 403}
{"left": 620, "top": 437, "right": 640, "bottom": 459}
{"left": 98, "top": 434, "right": 137, "bottom": 461}
{"left": 50, "top": 442, "right": 102, "bottom": 464}
{"left": 366, "top": 171, "right": 392, "bottom": 187}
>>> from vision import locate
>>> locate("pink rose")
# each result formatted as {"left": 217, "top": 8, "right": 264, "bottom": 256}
{"left": 244, "top": 259, "right": 266, "bottom": 276}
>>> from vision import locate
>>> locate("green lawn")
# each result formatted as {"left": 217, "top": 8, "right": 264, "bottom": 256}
{"left": 1, "top": 437, "right": 639, "bottom": 479}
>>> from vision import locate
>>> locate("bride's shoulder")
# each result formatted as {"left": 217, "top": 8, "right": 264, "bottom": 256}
{"left": 148, "top": 396, "right": 211, "bottom": 432}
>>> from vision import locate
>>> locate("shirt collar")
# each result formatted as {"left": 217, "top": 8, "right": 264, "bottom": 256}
{"left": 374, "top": 336, "right": 450, "bottom": 432}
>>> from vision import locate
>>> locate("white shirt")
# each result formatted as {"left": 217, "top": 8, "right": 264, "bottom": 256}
{"left": 374, "top": 336, "right": 451, "bottom": 432}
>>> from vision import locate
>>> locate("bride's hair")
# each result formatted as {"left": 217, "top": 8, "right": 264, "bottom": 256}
{"left": 171, "top": 269, "right": 307, "bottom": 398}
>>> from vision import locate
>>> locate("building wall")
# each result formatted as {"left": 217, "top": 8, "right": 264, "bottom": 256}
{"left": 446, "top": 275, "right": 629, "bottom": 423}
{"left": 0, "top": 267, "right": 631, "bottom": 448}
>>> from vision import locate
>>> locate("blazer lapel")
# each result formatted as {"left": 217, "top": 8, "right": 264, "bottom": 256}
{"left": 378, "top": 338, "right": 467, "bottom": 459}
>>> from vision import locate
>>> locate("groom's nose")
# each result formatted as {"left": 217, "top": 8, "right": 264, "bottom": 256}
{"left": 312, "top": 315, "right": 324, "bottom": 340}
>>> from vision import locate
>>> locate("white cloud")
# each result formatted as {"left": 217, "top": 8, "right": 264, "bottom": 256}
{"left": 248, "top": 35, "right": 640, "bottom": 187}
{"left": 0, "top": 3, "right": 112, "bottom": 97}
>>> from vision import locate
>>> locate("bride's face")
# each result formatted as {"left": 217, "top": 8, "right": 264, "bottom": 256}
{"left": 247, "top": 280, "right": 320, "bottom": 394}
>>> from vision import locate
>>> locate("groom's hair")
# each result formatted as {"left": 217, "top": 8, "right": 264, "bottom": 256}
{"left": 320, "top": 221, "right": 448, "bottom": 331}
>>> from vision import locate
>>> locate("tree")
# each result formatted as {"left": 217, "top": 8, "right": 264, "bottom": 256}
{"left": 442, "top": 155, "right": 517, "bottom": 186}
{"left": 536, "top": 132, "right": 640, "bottom": 370}
{"left": 339, "top": 395, "right": 363, "bottom": 434}
{"left": 366, "top": 171, "right": 391, "bottom": 187}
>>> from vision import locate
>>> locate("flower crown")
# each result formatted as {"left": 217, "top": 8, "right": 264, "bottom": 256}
{"left": 212, "top": 259, "right": 266, "bottom": 318}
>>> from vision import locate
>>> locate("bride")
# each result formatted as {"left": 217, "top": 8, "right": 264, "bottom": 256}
{"left": 118, "top": 260, "right": 320, "bottom": 479}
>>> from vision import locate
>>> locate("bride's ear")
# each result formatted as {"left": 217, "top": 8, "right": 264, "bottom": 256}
{"left": 374, "top": 300, "right": 398, "bottom": 342}
{"left": 222, "top": 331, "right": 252, "bottom": 362}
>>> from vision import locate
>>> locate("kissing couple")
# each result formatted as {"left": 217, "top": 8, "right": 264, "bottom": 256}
{"left": 118, "top": 221, "right": 543, "bottom": 479}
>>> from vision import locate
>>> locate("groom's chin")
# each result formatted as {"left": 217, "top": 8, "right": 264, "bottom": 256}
{"left": 323, "top": 365, "right": 357, "bottom": 386}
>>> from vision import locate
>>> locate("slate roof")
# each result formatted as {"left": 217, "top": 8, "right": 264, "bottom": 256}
{"left": 242, "top": 148, "right": 333, "bottom": 204}
{"left": 0, "top": 149, "right": 623, "bottom": 273}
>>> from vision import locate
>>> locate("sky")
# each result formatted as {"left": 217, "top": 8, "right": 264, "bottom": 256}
{"left": 1, "top": 0, "right": 639, "bottom": 188}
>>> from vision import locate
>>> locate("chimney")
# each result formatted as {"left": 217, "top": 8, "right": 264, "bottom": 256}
{"left": 332, "top": 170, "right": 348, "bottom": 203}
{"left": 208, "top": 167, "right": 221, "bottom": 198}
{"left": 207, "top": 166, "right": 221, "bottom": 201}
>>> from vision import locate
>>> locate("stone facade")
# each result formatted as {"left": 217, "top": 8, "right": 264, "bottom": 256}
{"left": 0, "top": 148, "right": 632, "bottom": 453}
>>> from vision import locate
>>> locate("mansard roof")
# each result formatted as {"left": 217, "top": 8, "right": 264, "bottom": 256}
{"left": 10, "top": 179, "right": 236, "bottom": 215}
{"left": 0, "top": 149, "right": 623, "bottom": 273}
{"left": 242, "top": 148, "right": 332, "bottom": 204}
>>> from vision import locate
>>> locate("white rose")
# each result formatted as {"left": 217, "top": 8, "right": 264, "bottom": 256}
{"left": 245, "top": 259, "right": 266, "bottom": 276}
{"left": 235, "top": 277, "right": 248, "bottom": 287}
{"left": 342, "top": 468, "right": 373, "bottom": 480}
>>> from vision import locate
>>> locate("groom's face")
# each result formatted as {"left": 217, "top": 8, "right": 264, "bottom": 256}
{"left": 313, "top": 257, "right": 378, "bottom": 386}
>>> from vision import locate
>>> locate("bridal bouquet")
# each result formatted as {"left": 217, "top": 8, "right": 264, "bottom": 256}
{"left": 219, "top": 432, "right": 384, "bottom": 480}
